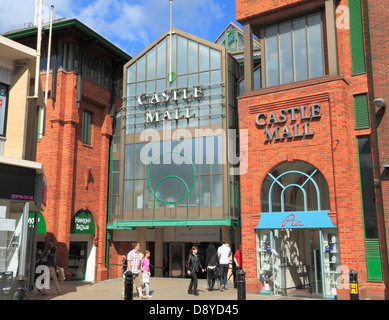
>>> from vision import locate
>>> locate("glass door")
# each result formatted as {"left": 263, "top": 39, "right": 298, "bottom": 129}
{"left": 309, "top": 230, "right": 322, "bottom": 296}
{"left": 69, "top": 242, "right": 87, "bottom": 280}
{"left": 169, "top": 243, "right": 185, "bottom": 278}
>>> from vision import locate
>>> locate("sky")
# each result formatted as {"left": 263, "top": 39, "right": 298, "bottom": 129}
{"left": 0, "top": 0, "right": 239, "bottom": 57}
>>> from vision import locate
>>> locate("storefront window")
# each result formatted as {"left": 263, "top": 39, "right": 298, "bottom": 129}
{"left": 0, "top": 84, "right": 8, "bottom": 137}
{"left": 0, "top": 201, "right": 27, "bottom": 298}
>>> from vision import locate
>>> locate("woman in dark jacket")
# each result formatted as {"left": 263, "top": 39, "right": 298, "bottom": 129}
{"left": 187, "top": 246, "right": 205, "bottom": 296}
{"left": 205, "top": 243, "right": 218, "bottom": 291}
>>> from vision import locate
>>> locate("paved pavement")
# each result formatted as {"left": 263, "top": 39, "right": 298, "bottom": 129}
{"left": 28, "top": 277, "right": 320, "bottom": 300}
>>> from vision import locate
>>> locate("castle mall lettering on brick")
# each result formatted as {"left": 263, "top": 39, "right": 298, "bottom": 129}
{"left": 255, "top": 104, "right": 321, "bottom": 142}
{"left": 137, "top": 85, "right": 204, "bottom": 123}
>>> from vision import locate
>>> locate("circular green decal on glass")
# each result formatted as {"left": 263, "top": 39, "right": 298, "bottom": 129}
{"left": 167, "top": 72, "right": 176, "bottom": 82}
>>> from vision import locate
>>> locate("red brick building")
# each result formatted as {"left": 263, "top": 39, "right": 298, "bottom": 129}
{"left": 236, "top": 0, "right": 388, "bottom": 299}
{"left": 4, "top": 19, "right": 131, "bottom": 281}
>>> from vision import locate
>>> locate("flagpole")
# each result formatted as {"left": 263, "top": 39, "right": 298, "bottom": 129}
{"left": 169, "top": 0, "right": 173, "bottom": 82}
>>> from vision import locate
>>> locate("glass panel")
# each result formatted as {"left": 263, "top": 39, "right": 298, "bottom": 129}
{"left": 238, "top": 78, "right": 245, "bottom": 95}
{"left": 125, "top": 144, "right": 134, "bottom": 179}
{"left": 200, "top": 136, "right": 211, "bottom": 174}
{"left": 147, "top": 80, "right": 156, "bottom": 94}
{"left": 157, "top": 78, "right": 166, "bottom": 91}
{"left": 210, "top": 49, "right": 221, "bottom": 70}
{"left": 0, "top": 201, "right": 25, "bottom": 283}
{"left": 147, "top": 46, "right": 156, "bottom": 80}
{"left": 136, "top": 82, "right": 145, "bottom": 96}
{"left": 188, "top": 73, "right": 198, "bottom": 87}
{"left": 212, "top": 174, "right": 222, "bottom": 206}
{"left": 127, "top": 84, "right": 135, "bottom": 98}
{"left": 137, "top": 55, "right": 146, "bottom": 82}
{"left": 227, "top": 31, "right": 236, "bottom": 52}
{"left": 200, "top": 175, "right": 211, "bottom": 207}
{"left": 188, "top": 40, "right": 198, "bottom": 74}
{"left": 177, "top": 75, "right": 187, "bottom": 88}
{"left": 157, "top": 38, "right": 167, "bottom": 79}
{"left": 265, "top": 25, "right": 279, "bottom": 87}
{"left": 199, "top": 44, "right": 210, "bottom": 72}
{"left": 177, "top": 36, "right": 188, "bottom": 75}
{"left": 293, "top": 17, "right": 308, "bottom": 81}
{"left": 188, "top": 176, "right": 199, "bottom": 207}
{"left": 134, "top": 180, "right": 144, "bottom": 209}
{"left": 144, "top": 179, "right": 153, "bottom": 209}
{"left": 279, "top": 21, "right": 293, "bottom": 84}
{"left": 211, "top": 70, "right": 221, "bottom": 85}
{"left": 135, "top": 143, "right": 144, "bottom": 179}
{"left": 254, "top": 67, "right": 261, "bottom": 90}
{"left": 307, "top": 13, "right": 324, "bottom": 79}
{"left": 212, "top": 135, "right": 222, "bottom": 173}
{"left": 237, "top": 32, "right": 244, "bottom": 51}
{"left": 199, "top": 71, "right": 210, "bottom": 86}
{"left": 123, "top": 180, "right": 133, "bottom": 210}
{"left": 322, "top": 229, "right": 340, "bottom": 297}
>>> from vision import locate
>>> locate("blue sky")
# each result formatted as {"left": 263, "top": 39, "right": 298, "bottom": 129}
{"left": 0, "top": 0, "right": 239, "bottom": 57}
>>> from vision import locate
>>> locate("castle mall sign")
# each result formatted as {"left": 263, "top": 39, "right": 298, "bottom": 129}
{"left": 137, "top": 85, "right": 204, "bottom": 124}
{"left": 255, "top": 104, "right": 321, "bottom": 142}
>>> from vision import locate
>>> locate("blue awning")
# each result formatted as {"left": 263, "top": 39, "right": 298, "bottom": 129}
{"left": 255, "top": 211, "right": 336, "bottom": 229}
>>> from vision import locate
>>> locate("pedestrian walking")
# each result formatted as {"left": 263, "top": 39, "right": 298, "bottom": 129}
{"left": 128, "top": 242, "right": 144, "bottom": 299}
{"left": 141, "top": 250, "right": 152, "bottom": 298}
{"left": 121, "top": 253, "right": 128, "bottom": 299}
{"left": 234, "top": 245, "right": 242, "bottom": 270}
{"left": 217, "top": 239, "right": 231, "bottom": 292}
{"left": 46, "top": 246, "right": 63, "bottom": 295}
{"left": 205, "top": 243, "right": 218, "bottom": 291}
{"left": 186, "top": 246, "right": 205, "bottom": 296}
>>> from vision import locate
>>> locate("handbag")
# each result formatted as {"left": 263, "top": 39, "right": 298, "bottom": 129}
{"left": 56, "top": 267, "right": 65, "bottom": 281}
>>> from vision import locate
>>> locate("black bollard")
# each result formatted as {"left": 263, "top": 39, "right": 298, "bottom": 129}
{"left": 349, "top": 270, "right": 359, "bottom": 300}
{"left": 14, "top": 276, "right": 27, "bottom": 300}
{"left": 237, "top": 269, "right": 246, "bottom": 300}
{"left": 124, "top": 271, "right": 133, "bottom": 300}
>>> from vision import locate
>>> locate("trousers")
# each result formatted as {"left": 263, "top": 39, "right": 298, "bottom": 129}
{"left": 219, "top": 264, "right": 229, "bottom": 287}
{"left": 188, "top": 272, "right": 198, "bottom": 293}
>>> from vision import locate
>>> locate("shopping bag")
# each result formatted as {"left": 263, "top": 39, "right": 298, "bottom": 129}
{"left": 57, "top": 267, "right": 65, "bottom": 281}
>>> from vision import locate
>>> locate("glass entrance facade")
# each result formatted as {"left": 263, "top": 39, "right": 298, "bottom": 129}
{"left": 108, "top": 28, "right": 242, "bottom": 228}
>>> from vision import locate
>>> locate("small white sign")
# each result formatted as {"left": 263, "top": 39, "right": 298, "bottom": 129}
{"left": 0, "top": 218, "right": 16, "bottom": 232}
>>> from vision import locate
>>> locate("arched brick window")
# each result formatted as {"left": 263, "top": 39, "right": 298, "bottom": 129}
{"left": 261, "top": 161, "right": 329, "bottom": 213}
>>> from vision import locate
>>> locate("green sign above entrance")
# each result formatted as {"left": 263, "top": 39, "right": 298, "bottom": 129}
{"left": 71, "top": 211, "right": 95, "bottom": 235}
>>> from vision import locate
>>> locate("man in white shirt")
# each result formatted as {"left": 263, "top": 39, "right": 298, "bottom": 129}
{"left": 217, "top": 239, "right": 231, "bottom": 292}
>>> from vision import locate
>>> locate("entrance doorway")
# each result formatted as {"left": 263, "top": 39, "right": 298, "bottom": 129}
{"left": 273, "top": 229, "right": 322, "bottom": 298}
{"left": 169, "top": 243, "right": 185, "bottom": 278}
{"left": 69, "top": 242, "right": 87, "bottom": 280}
{"left": 257, "top": 228, "right": 339, "bottom": 298}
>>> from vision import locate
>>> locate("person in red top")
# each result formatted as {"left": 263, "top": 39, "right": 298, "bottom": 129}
{"left": 234, "top": 245, "right": 242, "bottom": 270}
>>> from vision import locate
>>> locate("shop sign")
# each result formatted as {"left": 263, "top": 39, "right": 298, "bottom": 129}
{"left": 255, "top": 104, "right": 321, "bottom": 142}
{"left": 138, "top": 85, "right": 204, "bottom": 124}
{"left": 70, "top": 211, "right": 95, "bottom": 235}
{"left": 0, "top": 164, "right": 35, "bottom": 201}
{"left": 28, "top": 212, "right": 46, "bottom": 234}
{"left": 255, "top": 211, "right": 336, "bottom": 229}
